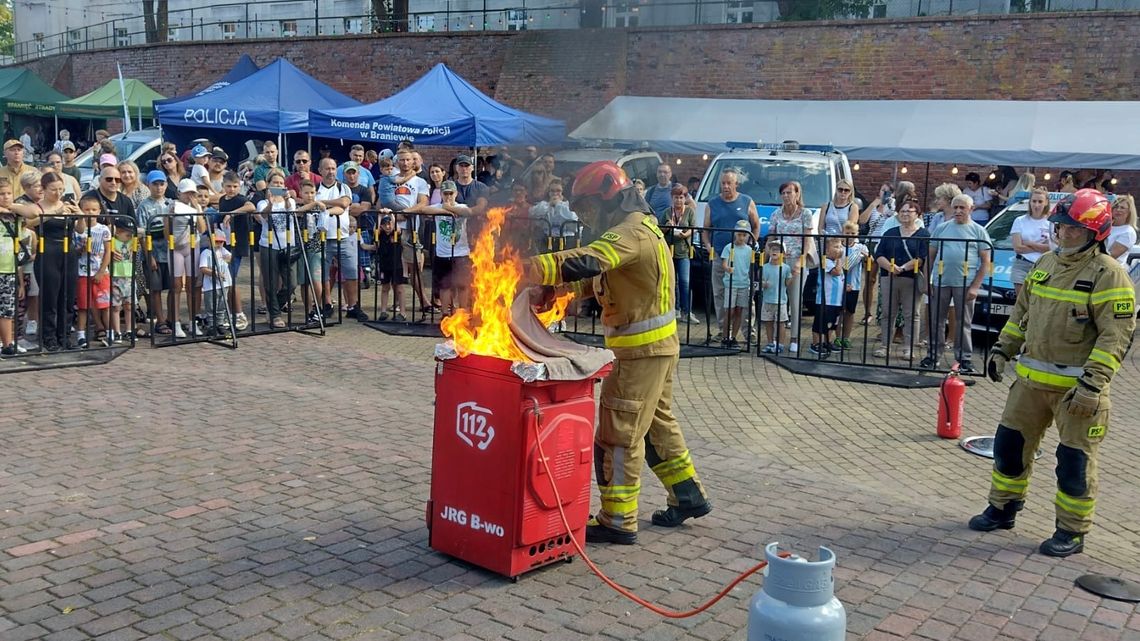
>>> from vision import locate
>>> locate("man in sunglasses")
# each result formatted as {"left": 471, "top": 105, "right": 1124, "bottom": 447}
{"left": 285, "top": 150, "right": 320, "bottom": 197}
{"left": 82, "top": 166, "right": 136, "bottom": 227}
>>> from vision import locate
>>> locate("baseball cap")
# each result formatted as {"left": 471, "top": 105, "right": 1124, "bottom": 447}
{"left": 380, "top": 214, "right": 393, "bottom": 224}
{"left": 191, "top": 144, "right": 211, "bottom": 158}
{"left": 440, "top": 180, "right": 458, "bottom": 193}
{"left": 3, "top": 139, "right": 23, "bottom": 150}
{"left": 178, "top": 178, "right": 198, "bottom": 194}
{"left": 213, "top": 229, "right": 227, "bottom": 243}
{"left": 378, "top": 149, "right": 394, "bottom": 160}
{"left": 343, "top": 161, "right": 359, "bottom": 173}
{"left": 146, "top": 170, "right": 167, "bottom": 184}
{"left": 113, "top": 216, "right": 136, "bottom": 231}
{"left": 99, "top": 153, "right": 117, "bottom": 166}
{"left": 60, "top": 141, "right": 76, "bottom": 151}
{"left": 211, "top": 147, "right": 228, "bottom": 161}
{"left": 734, "top": 219, "right": 751, "bottom": 232}
{"left": 455, "top": 154, "right": 473, "bottom": 166}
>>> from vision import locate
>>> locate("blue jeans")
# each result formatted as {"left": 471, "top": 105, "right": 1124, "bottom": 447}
{"left": 673, "top": 256, "right": 691, "bottom": 314}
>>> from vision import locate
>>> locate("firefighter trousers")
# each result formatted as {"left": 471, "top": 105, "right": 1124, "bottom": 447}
{"left": 594, "top": 353, "right": 707, "bottom": 533}
{"left": 988, "top": 377, "right": 1109, "bottom": 534}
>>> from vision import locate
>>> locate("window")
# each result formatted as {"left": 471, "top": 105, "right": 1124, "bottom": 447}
{"left": 344, "top": 18, "right": 364, "bottom": 34}
{"left": 221, "top": 22, "right": 238, "bottom": 40}
{"left": 612, "top": 2, "right": 639, "bottom": 27}
{"left": 415, "top": 15, "right": 436, "bottom": 32}
{"left": 280, "top": 20, "right": 298, "bottom": 37}
{"left": 115, "top": 27, "right": 130, "bottom": 47}
{"left": 167, "top": 27, "right": 180, "bottom": 42}
{"left": 67, "top": 29, "right": 84, "bottom": 51}
{"left": 726, "top": 1, "right": 754, "bottom": 24}
{"left": 871, "top": 2, "right": 887, "bottom": 18}
{"left": 507, "top": 9, "right": 527, "bottom": 31}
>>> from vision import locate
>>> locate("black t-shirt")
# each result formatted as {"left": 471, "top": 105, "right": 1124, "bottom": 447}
{"left": 219, "top": 194, "right": 255, "bottom": 256}
{"left": 83, "top": 189, "right": 136, "bottom": 225}
{"left": 348, "top": 183, "right": 374, "bottom": 207}
{"left": 454, "top": 179, "right": 489, "bottom": 209}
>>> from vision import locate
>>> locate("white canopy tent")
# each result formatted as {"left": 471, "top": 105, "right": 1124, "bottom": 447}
{"left": 569, "top": 97, "right": 1140, "bottom": 170}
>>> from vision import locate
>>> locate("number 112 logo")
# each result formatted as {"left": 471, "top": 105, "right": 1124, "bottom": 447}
{"left": 456, "top": 402, "right": 495, "bottom": 450}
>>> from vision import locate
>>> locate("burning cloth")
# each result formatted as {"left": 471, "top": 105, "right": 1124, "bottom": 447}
{"left": 507, "top": 291, "right": 614, "bottom": 381}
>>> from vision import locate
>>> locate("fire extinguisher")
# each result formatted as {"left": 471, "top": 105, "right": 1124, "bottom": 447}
{"left": 937, "top": 364, "right": 966, "bottom": 439}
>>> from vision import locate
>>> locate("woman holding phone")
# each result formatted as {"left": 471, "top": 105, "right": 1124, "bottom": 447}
{"left": 255, "top": 170, "right": 296, "bottom": 328}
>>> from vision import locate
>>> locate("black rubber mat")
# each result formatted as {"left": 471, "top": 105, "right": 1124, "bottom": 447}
{"left": 364, "top": 320, "right": 444, "bottom": 338}
{"left": 761, "top": 354, "right": 978, "bottom": 389}
{"left": 0, "top": 345, "right": 131, "bottom": 375}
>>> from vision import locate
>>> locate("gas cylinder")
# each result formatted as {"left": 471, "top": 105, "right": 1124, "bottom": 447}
{"left": 937, "top": 364, "right": 966, "bottom": 439}
{"left": 748, "top": 543, "right": 845, "bottom": 641}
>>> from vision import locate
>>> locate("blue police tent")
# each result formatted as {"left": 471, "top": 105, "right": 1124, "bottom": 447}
{"left": 308, "top": 63, "right": 565, "bottom": 147}
{"left": 156, "top": 57, "right": 360, "bottom": 142}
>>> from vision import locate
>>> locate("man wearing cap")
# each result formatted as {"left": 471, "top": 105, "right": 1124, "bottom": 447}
{"left": 0, "top": 140, "right": 34, "bottom": 199}
{"left": 137, "top": 170, "right": 173, "bottom": 333}
{"left": 344, "top": 162, "right": 377, "bottom": 289}
{"left": 60, "top": 141, "right": 81, "bottom": 183}
{"left": 206, "top": 148, "right": 229, "bottom": 205}
{"left": 451, "top": 154, "right": 489, "bottom": 217}
{"left": 99, "top": 153, "right": 119, "bottom": 172}
{"left": 337, "top": 144, "right": 375, "bottom": 189}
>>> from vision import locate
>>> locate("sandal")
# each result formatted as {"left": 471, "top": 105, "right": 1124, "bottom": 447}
{"left": 155, "top": 323, "right": 172, "bottom": 335}
{"left": 271, "top": 318, "right": 286, "bottom": 329}
{"left": 135, "top": 327, "right": 151, "bottom": 338}
{"left": 859, "top": 315, "right": 873, "bottom": 326}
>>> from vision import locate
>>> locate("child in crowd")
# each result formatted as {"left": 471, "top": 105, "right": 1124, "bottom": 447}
{"left": 199, "top": 229, "right": 232, "bottom": 335}
{"left": 0, "top": 177, "right": 29, "bottom": 356}
{"left": 217, "top": 171, "right": 255, "bottom": 330}
{"left": 75, "top": 194, "right": 112, "bottom": 348}
{"left": 294, "top": 180, "right": 327, "bottom": 323}
{"left": 109, "top": 218, "right": 136, "bottom": 343}
{"left": 835, "top": 221, "right": 869, "bottom": 350}
{"left": 720, "top": 219, "right": 754, "bottom": 348}
{"left": 138, "top": 170, "right": 172, "bottom": 335}
{"left": 375, "top": 214, "right": 407, "bottom": 321}
{"left": 759, "top": 239, "right": 792, "bottom": 354}
{"left": 810, "top": 240, "right": 846, "bottom": 357}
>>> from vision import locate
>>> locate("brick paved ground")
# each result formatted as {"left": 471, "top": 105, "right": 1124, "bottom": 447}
{"left": 2, "top": 322, "right": 1139, "bottom": 640}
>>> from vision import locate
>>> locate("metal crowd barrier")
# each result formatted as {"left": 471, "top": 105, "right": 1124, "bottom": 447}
{"left": 1, "top": 213, "right": 135, "bottom": 373}
{"left": 759, "top": 230, "right": 997, "bottom": 375}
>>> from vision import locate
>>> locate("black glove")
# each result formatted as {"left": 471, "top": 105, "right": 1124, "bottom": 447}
{"left": 987, "top": 351, "right": 1009, "bottom": 383}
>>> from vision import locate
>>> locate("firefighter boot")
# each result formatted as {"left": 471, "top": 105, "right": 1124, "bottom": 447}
{"left": 585, "top": 518, "right": 637, "bottom": 545}
{"left": 651, "top": 499, "right": 713, "bottom": 528}
{"left": 968, "top": 501, "right": 1023, "bottom": 532}
{"left": 1039, "top": 528, "right": 1085, "bottom": 558}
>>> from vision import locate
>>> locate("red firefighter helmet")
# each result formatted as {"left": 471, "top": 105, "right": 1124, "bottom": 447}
{"left": 571, "top": 161, "right": 632, "bottom": 202}
{"left": 1050, "top": 188, "right": 1112, "bottom": 241}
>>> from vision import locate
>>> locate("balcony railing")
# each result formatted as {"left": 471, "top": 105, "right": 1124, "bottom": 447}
{"left": 12, "top": 0, "right": 1139, "bottom": 62}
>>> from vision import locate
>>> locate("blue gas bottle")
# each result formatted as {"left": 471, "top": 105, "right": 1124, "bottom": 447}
{"left": 748, "top": 542, "right": 846, "bottom": 641}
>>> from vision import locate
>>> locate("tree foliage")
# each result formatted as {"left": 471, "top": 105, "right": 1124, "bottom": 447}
{"left": 0, "top": 0, "right": 15, "bottom": 56}
{"left": 777, "top": 0, "right": 878, "bottom": 20}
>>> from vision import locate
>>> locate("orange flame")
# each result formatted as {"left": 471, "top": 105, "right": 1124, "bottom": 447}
{"left": 535, "top": 292, "right": 575, "bottom": 327}
{"left": 441, "top": 207, "right": 530, "bottom": 361}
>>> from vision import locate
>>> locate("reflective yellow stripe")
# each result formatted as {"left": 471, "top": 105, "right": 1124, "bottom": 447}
{"left": 991, "top": 470, "right": 1028, "bottom": 493}
{"left": 1015, "top": 361, "right": 1078, "bottom": 388}
{"left": 1090, "top": 287, "right": 1134, "bottom": 305}
{"left": 599, "top": 483, "right": 639, "bottom": 515}
{"left": 652, "top": 452, "right": 696, "bottom": 487}
{"left": 589, "top": 240, "right": 621, "bottom": 269}
{"left": 1001, "top": 321, "right": 1024, "bottom": 339}
{"left": 656, "top": 242, "right": 670, "bottom": 315}
{"left": 604, "top": 319, "right": 677, "bottom": 348}
{"left": 539, "top": 253, "right": 557, "bottom": 286}
{"left": 1055, "top": 491, "right": 1095, "bottom": 518}
{"left": 1029, "top": 284, "right": 1087, "bottom": 305}
{"left": 1089, "top": 348, "right": 1121, "bottom": 372}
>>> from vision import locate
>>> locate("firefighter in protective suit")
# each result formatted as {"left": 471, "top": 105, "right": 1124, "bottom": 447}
{"left": 525, "top": 161, "right": 712, "bottom": 545}
{"left": 970, "top": 188, "right": 1134, "bottom": 557}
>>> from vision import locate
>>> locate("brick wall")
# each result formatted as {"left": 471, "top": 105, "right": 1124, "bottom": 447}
{"left": 14, "top": 12, "right": 1140, "bottom": 193}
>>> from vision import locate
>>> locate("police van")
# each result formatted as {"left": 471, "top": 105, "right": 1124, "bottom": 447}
{"left": 693, "top": 142, "right": 853, "bottom": 240}
{"left": 975, "top": 190, "right": 1136, "bottom": 332}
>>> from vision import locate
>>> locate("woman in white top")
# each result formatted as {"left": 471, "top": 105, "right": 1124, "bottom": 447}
{"left": 1009, "top": 187, "right": 1053, "bottom": 297}
{"left": 1106, "top": 195, "right": 1137, "bottom": 267}
{"left": 819, "top": 178, "right": 859, "bottom": 236}
{"left": 768, "top": 180, "right": 815, "bottom": 353}
{"left": 255, "top": 170, "right": 296, "bottom": 328}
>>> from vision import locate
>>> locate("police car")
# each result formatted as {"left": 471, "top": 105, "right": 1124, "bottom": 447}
{"left": 692, "top": 141, "right": 853, "bottom": 239}
{"left": 974, "top": 190, "right": 1136, "bottom": 332}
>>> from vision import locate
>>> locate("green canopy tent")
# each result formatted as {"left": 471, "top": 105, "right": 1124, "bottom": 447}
{"left": 0, "top": 68, "right": 70, "bottom": 116}
{"left": 55, "top": 78, "right": 165, "bottom": 123}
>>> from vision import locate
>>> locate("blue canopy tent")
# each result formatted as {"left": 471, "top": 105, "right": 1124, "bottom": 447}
{"left": 155, "top": 57, "right": 361, "bottom": 156}
{"left": 307, "top": 63, "right": 565, "bottom": 148}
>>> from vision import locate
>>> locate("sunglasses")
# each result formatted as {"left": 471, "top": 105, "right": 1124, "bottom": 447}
{"left": 162, "top": 158, "right": 175, "bottom": 164}
{"left": 103, "top": 177, "right": 121, "bottom": 183}
{"left": 295, "top": 159, "right": 310, "bottom": 164}
{"left": 836, "top": 188, "right": 852, "bottom": 193}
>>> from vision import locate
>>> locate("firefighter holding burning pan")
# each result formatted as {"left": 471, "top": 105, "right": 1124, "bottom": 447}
{"left": 526, "top": 161, "right": 712, "bottom": 545}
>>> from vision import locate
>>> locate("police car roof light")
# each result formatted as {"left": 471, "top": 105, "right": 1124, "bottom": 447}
{"left": 724, "top": 141, "right": 836, "bottom": 153}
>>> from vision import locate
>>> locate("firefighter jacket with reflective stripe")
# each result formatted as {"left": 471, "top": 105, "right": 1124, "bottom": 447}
{"left": 529, "top": 211, "right": 678, "bottom": 360}
{"left": 996, "top": 244, "right": 1135, "bottom": 392}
